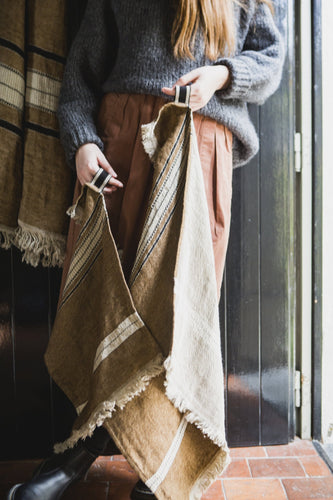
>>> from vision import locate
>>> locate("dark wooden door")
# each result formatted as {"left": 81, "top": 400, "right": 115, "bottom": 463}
{"left": 221, "top": 1, "right": 296, "bottom": 447}
{"left": 0, "top": 1, "right": 296, "bottom": 459}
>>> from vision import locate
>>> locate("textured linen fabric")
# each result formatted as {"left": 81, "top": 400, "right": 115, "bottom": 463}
{"left": 45, "top": 100, "right": 230, "bottom": 499}
{"left": 0, "top": 0, "right": 73, "bottom": 267}
{"left": 59, "top": 93, "right": 233, "bottom": 302}
{"left": 57, "top": 0, "right": 286, "bottom": 169}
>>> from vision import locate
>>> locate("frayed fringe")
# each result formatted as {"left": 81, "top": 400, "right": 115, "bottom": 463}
{"left": 53, "top": 355, "right": 165, "bottom": 454}
{"left": 0, "top": 222, "right": 66, "bottom": 267}
{"left": 15, "top": 220, "right": 66, "bottom": 268}
{"left": 190, "top": 446, "right": 231, "bottom": 500}
{"left": 141, "top": 121, "right": 158, "bottom": 161}
{"left": 53, "top": 400, "right": 116, "bottom": 454}
{"left": 0, "top": 225, "right": 17, "bottom": 250}
{"left": 163, "top": 356, "right": 226, "bottom": 448}
{"left": 66, "top": 204, "right": 76, "bottom": 219}
{"left": 66, "top": 203, "right": 83, "bottom": 223}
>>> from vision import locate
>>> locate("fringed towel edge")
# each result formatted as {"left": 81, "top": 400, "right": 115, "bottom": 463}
{"left": 190, "top": 445, "right": 231, "bottom": 500}
{"left": 53, "top": 354, "right": 165, "bottom": 454}
{"left": 163, "top": 356, "right": 226, "bottom": 448}
{"left": 15, "top": 220, "right": 66, "bottom": 268}
{"left": 0, "top": 224, "right": 17, "bottom": 250}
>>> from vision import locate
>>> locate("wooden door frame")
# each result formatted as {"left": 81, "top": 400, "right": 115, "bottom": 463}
{"left": 311, "top": 0, "right": 323, "bottom": 442}
{"left": 295, "top": 0, "right": 323, "bottom": 441}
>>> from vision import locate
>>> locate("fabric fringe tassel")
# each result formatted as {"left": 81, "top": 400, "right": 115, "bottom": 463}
{"left": 163, "top": 356, "right": 226, "bottom": 448}
{"left": 0, "top": 224, "right": 17, "bottom": 250}
{"left": 53, "top": 354, "right": 165, "bottom": 454}
{"left": 15, "top": 220, "right": 66, "bottom": 268}
{"left": 66, "top": 203, "right": 82, "bottom": 222}
{"left": 190, "top": 446, "right": 231, "bottom": 500}
{"left": 141, "top": 121, "right": 158, "bottom": 161}
{"left": 164, "top": 353, "right": 231, "bottom": 499}
{"left": 66, "top": 190, "right": 87, "bottom": 225}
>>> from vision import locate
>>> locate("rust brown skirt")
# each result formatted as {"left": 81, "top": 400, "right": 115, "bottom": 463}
{"left": 60, "top": 93, "right": 233, "bottom": 299}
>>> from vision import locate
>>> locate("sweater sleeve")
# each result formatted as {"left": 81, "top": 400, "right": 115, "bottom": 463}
{"left": 57, "top": 0, "right": 117, "bottom": 169}
{"left": 214, "top": 2, "right": 286, "bottom": 105}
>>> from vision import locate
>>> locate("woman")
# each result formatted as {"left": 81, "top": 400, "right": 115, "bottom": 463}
{"left": 7, "top": 0, "right": 285, "bottom": 499}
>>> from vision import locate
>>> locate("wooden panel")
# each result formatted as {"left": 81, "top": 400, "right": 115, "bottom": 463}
{"left": 0, "top": 247, "right": 74, "bottom": 460}
{"left": 223, "top": 105, "right": 262, "bottom": 447}
{"left": 259, "top": 0, "right": 296, "bottom": 445}
{"left": 222, "top": 0, "right": 296, "bottom": 446}
{"left": 9, "top": 250, "right": 53, "bottom": 459}
{"left": 0, "top": 248, "right": 15, "bottom": 459}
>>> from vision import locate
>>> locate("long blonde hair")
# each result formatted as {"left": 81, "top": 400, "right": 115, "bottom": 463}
{"left": 172, "top": 0, "right": 275, "bottom": 60}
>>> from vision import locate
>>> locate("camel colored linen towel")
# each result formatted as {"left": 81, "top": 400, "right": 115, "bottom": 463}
{"left": 44, "top": 101, "right": 230, "bottom": 499}
{"left": 0, "top": 0, "right": 73, "bottom": 266}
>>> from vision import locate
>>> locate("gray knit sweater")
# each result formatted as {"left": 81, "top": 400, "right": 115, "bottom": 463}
{"left": 57, "top": 0, "right": 286, "bottom": 169}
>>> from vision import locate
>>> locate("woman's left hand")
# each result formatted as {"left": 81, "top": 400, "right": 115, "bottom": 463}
{"left": 162, "top": 65, "right": 230, "bottom": 111}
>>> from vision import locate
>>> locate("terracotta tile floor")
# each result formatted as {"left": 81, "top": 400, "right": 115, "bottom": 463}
{"left": 1, "top": 438, "right": 333, "bottom": 499}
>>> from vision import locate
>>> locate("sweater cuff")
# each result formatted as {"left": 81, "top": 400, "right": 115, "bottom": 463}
{"left": 214, "top": 56, "right": 252, "bottom": 100}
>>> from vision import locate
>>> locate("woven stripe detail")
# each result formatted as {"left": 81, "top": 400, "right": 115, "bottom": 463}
{"left": 26, "top": 70, "right": 61, "bottom": 113}
{"left": 25, "top": 121, "right": 59, "bottom": 138}
{"left": 27, "top": 44, "right": 66, "bottom": 64}
{"left": 146, "top": 416, "right": 188, "bottom": 493}
{"left": 0, "top": 37, "right": 25, "bottom": 57}
{"left": 93, "top": 313, "right": 144, "bottom": 372}
{"left": 61, "top": 197, "right": 104, "bottom": 305}
{"left": 0, "top": 63, "right": 25, "bottom": 110}
{"left": 129, "top": 113, "right": 189, "bottom": 285}
{"left": 0, "top": 118, "right": 23, "bottom": 136}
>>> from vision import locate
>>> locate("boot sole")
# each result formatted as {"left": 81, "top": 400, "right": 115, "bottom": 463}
{"left": 6, "top": 483, "right": 23, "bottom": 500}
{"left": 130, "top": 485, "right": 157, "bottom": 500}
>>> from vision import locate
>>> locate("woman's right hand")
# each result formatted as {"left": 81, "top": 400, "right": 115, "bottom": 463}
{"left": 75, "top": 143, "right": 123, "bottom": 194}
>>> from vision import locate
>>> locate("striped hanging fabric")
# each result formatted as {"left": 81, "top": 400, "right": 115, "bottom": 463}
{"left": 0, "top": 0, "right": 73, "bottom": 267}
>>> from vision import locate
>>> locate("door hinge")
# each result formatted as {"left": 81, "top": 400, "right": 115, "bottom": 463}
{"left": 295, "top": 370, "right": 301, "bottom": 407}
{"left": 294, "top": 132, "right": 302, "bottom": 173}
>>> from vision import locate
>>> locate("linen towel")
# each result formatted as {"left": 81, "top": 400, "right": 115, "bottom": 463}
{"left": 44, "top": 101, "right": 230, "bottom": 499}
{"left": 0, "top": 0, "right": 73, "bottom": 266}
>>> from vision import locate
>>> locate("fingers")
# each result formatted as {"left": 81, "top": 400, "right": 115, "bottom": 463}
{"left": 75, "top": 142, "right": 123, "bottom": 191}
{"left": 161, "top": 68, "right": 202, "bottom": 97}
{"left": 161, "top": 86, "right": 176, "bottom": 96}
{"left": 162, "top": 83, "right": 205, "bottom": 111}
{"left": 174, "top": 69, "right": 201, "bottom": 87}
{"left": 186, "top": 82, "right": 207, "bottom": 111}
{"left": 162, "top": 66, "right": 231, "bottom": 112}
{"left": 162, "top": 76, "right": 202, "bottom": 111}
{"left": 95, "top": 151, "right": 123, "bottom": 188}
{"left": 102, "top": 185, "right": 118, "bottom": 194}
{"left": 96, "top": 150, "right": 116, "bottom": 178}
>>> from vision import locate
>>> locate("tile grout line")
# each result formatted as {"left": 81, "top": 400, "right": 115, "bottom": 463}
{"left": 246, "top": 458, "right": 253, "bottom": 478}
{"left": 221, "top": 478, "right": 228, "bottom": 500}
{"left": 297, "top": 457, "right": 309, "bottom": 477}
{"left": 279, "top": 477, "right": 289, "bottom": 499}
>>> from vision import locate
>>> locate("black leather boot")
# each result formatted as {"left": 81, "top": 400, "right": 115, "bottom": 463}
{"left": 6, "top": 426, "right": 115, "bottom": 500}
{"left": 6, "top": 441, "right": 97, "bottom": 499}
{"left": 130, "top": 479, "right": 157, "bottom": 500}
